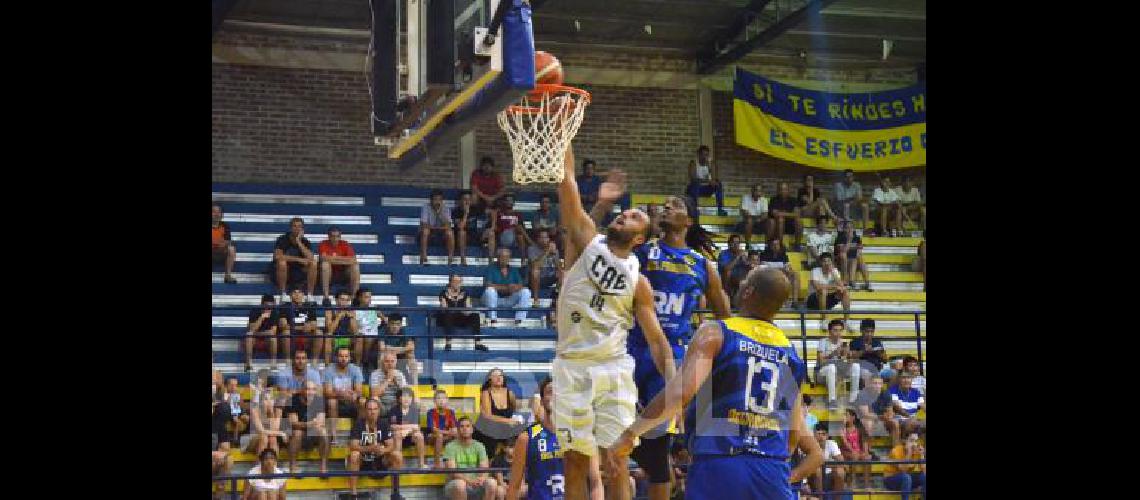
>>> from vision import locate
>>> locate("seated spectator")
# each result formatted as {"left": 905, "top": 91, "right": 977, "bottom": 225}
{"left": 833, "top": 169, "right": 869, "bottom": 230}
{"left": 453, "top": 191, "right": 480, "bottom": 266}
{"left": 809, "top": 423, "right": 847, "bottom": 496}
{"left": 871, "top": 176, "right": 902, "bottom": 237}
{"left": 901, "top": 356, "right": 926, "bottom": 395}
{"left": 323, "top": 346, "right": 364, "bottom": 445}
{"left": 444, "top": 417, "right": 497, "bottom": 500}
{"left": 323, "top": 290, "right": 358, "bottom": 366}
{"left": 380, "top": 313, "right": 418, "bottom": 384}
{"left": 853, "top": 374, "right": 893, "bottom": 438}
{"left": 837, "top": 409, "right": 873, "bottom": 491}
{"left": 883, "top": 432, "right": 926, "bottom": 500}
{"left": 286, "top": 379, "right": 330, "bottom": 474}
{"left": 369, "top": 351, "right": 409, "bottom": 414}
{"left": 887, "top": 373, "right": 927, "bottom": 442}
{"left": 212, "top": 203, "right": 237, "bottom": 284}
{"left": 685, "top": 145, "right": 726, "bottom": 216}
{"left": 740, "top": 183, "right": 771, "bottom": 247}
{"left": 354, "top": 288, "right": 384, "bottom": 370}
{"left": 835, "top": 219, "right": 871, "bottom": 291}
{"left": 797, "top": 174, "right": 837, "bottom": 221}
{"left": 388, "top": 387, "right": 429, "bottom": 468}
{"left": 757, "top": 237, "right": 800, "bottom": 305}
{"left": 471, "top": 156, "right": 505, "bottom": 216}
{"left": 671, "top": 441, "right": 691, "bottom": 500}
{"left": 437, "top": 274, "right": 485, "bottom": 352}
{"left": 245, "top": 294, "right": 281, "bottom": 372}
{"left": 474, "top": 368, "right": 522, "bottom": 460}
{"left": 213, "top": 377, "right": 249, "bottom": 448}
{"left": 243, "top": 448, "right": 287, "bottom": 500}
{"left": 806, "top": 253, "right": 850, "bottom": 325}
{"left": 318, "top": 226, "right": 360, "bottom": 304}
{"left": 427, "top": 389, "right": 460, "bottom": 468}
{"left": 212, "top": 443, "right": 234, "bottom": 499}
{"left": 420, "top": 189, "right": 456, "bottom": 266}
{"left": 717, "top": 234, "right": 747, "bottom": 293}
{"left": 490, "top": 438, "right": 515, "bottom": 500}
{"left": 273, "top": 217, "right": 317, "bottom": 300}
{"left": 275, "top": 350, "right": 323, "bottom": 408}
{"left": 725, "top": 250, "right": 761, "bottom": 303}
{"left": 769, "top": 182, "right": 803, "bottom": 249}
{"left": 816, "top": 319, "right": 860, "bottom": 409}
{"left": 347, "top": 398, "right": 403, "bottom": 496}
{"left": 804, "top": 215, "right": 836, "bottom": 268}
{"left": 279, "top": 288, "right": 321, "bottom": 366}
{"left": 530, "top": 193, "right": 562, "bottom": 246}
{"left": 247, "top": 370, "right": 287, "bottom": 456}
{"left": 486, "top": 194, "right": 530, "bottom": 256}
{"left": 894, "top": 177, "right": 925, "bottom": 234}
{"left": 849, "top": 319, "right": 887, "bottom": 386}
{"left": 482, "top": 248, "right": 532, "bottom": 322}
{"left": 527, "top": 229, "right": 562, "bottom": 309}
{"left": 577, "top": 158, "right": 603, "bottom": 211}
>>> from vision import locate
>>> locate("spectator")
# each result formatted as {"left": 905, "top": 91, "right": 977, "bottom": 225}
{"left": 380, "top": 313, "right": 418, "bottom": 384}
{"left": 490, "top": 440, "right": 514, "bottom": 500}
{"left": 807, "top": 253, "right": 850, "bottom": 325}
{"left": 809, "top": 422, "right": 847, "bottom": 497}
{"left": 437, "top": 274, "right": 485, "bottom": 352}
{"left": 833, "top": 169, "right": 869, "bottom": 230}
{"left": 817, "top": 319, "right": 860, "bottom": 409}
{"left": 894, "top": 177, "right": 925, "bottom": 234}
{"left": 279, "top": 287, "right": 322, "bottom": 366}
{"left": 473, "top": 368, "right": 521, "bottom": 460}
{"left": 453, "top": 191, "right": 479, "bottom": 266}
{"left": 797, "top": 174, "right": 837, "bottom": 221}
{"left": 717, "top": 234, "right": 747, "bottom": 294}
{"left": 369, "top": 351, "right": 409, "bottom": 414}
{"left": 527, "top": 229, "right": 562, "bottom": 306}
{"left": 853, "top": 374, "right": 893, "bottom": 438}
{"left": 318, "top": 226, "right": 360, "bottom": 304}
{"left": 212, "top": 443, "right": 234, "bottom": 499}
{"left": 243, "top": 448, "right": 287, "bottom": 500}
{"left": 420, "top": 189, "right": 457, "bottom": 266}
{"left": 323, "top": 346, "right": 364, "bottom": 445}
{"left": 482, "top": 248, "right": 532, "bottom": 322}
{"left": 757, "top": 237, "right": 801, "bottom": 305}
{"left": 849, "top": 319, "right": 887, "bottom": 387}
{"left": 915, "top": 237, "right": 926, "bottom": 291}
{"left": 837, "top": 409, "right": 873, "bottom": 491}
{"left": 323, "top": 289, "right": 358, "bottom": 366}
{"left": 273, "top": 217, "right": 318, "bottom": 300}
{"left": 887, "top": 373, "right": 927, "bottom": 442}
{"left": 685, "top": 145, "right": 726, "bottom": 216}
{"left": 769, "top": 182, "right": 803, "bottom": 249}
{"left": 671, "top": 441, "right": 691, "bottom": 500}
{"left": 212, "top": 204, "right": 237, "bottom": 284}
{"left": 347, "top": 398, "right": 403, "bottom": 496}
{"left": 486, "top": 194, "right": 530, "bottom": 256}
{"left": 274, "top": 350, "right": 323, "bottom": 406}
{"left": 530, "top": 193, "right": 562, "bottom": 246}
{"left": 901, "top": 356, "right": 926, "bottom": 395}
{"left": 213, "top": 377, "right": 249, "bottom": 448}
{"left": 577, "top": 158, "right": 603, "bottom": 210}
{"left": 740, "top": 183, "right": 771, "bottom": 247}
{"left": 427, "top": 389, "right": 460, "bottom": 469}
{"left": 354, "top": 287, "right": 385, "bottom": 370}
{"left": 471, "top": 156, "right": 506, "bottom": 216}
{"left": 871, "top": 176, "right": 902, "bottom": 237}
{"left": 245, "top": 294, "right": 281, "bottom": 372}
{"left": 286, "top": 379, "right": 330, "bottom": 474}
{"left": 247, "top": 370, "right": 287, "bottom": 457}
{"left": 804, "top": 215, "right": 836, "bottom": 268}
{"left": 725, "top": 249, "right": 761, "bottom": 303}
{"left": 388, "top": 387, "right": 429, "bottom": 468}
{"left": 443, "top": 416, "right": 497, "bottom": 500}
{"left": 803, "top": 394, "right": 819, "bottom": 431}
{"left": 835, "top": 219, "right": 871, "bottom": 291}
{"left": 883, "top": 432, "right": 926, "bottom": 500}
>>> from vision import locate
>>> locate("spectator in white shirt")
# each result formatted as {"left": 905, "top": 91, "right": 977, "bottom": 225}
{"left": 871, "top": 176, "right": 902, "bottom": 237}
{"left": 420, "top": 189, "right": 456, "bottom": 266}
{"left": 739, "top": 183, "right": 771, "bottom": 248}
{"left": 833, "top": 169, "right": 869, "bottom": 230}
{"left": 805, "top": 215, "right": 836, "bottom": 268}
{"left": 816, "top": 319, "right": 860, "bottom": 409}
{"left": 893, "top": 177, "right": 925, "bottom": 234}
{"left": 809, "top": 423, "right": 847, "bottom": 496}
{"left": 835, "top": 219, "right": 871, "bottom": 291}
{"left": 807, "top": 253, "right": 850, "bottom": 326}
{"left": 244, "top": 448, "right": 287, "bottom": 500}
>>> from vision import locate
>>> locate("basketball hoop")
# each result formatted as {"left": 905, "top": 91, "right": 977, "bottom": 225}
{"left": 497, "top": 84, "right": 591, "bottom": 184}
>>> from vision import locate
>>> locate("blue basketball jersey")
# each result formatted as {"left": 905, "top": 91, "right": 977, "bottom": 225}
{"left": 629, "top": 239, "right": 710, "bottom": 350}
{"left": 524, "top": 423, "right": 565, "bottom": 500}
{"left": 685, "top": 317, "right": 807, "bottom": 460}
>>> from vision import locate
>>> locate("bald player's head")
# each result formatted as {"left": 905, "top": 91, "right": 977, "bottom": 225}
{"left": 735, "top": 267, "right": 791, "bottom": 320}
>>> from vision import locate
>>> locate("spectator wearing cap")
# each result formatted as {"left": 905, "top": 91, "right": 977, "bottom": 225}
{"left": 245, "top": 294, "right": 282, "bottom": 372}
{"left": 420, "top": 189, "right": 457, "bottom": 266}
{"left": 273, "top": 217, "right": 318, "bottom": 301}
{"left": 577, "top": 159, "right": 603, "bottom": 211}
{"left": 739, "top": 183, "right": 772, "bottom": 248}
{"left": 686, "top": 145, "right": 727, "bottom": 216}
{"left": 833, "top": 169, "right": 869, "bottom": 230}
{"left": 318, "top": 226, "right": 360, "bottom": 304}
{"left": 380, "top": 313, "right": 418, "bottom": 384}
{"left": 471, "top": 156, "right": 505, "bottom": 216}
{"left": 212, "top": 203, "right": 237, "bottom": 284}
{"left": 807, "top": 252, "right": 850, "bottom": 326}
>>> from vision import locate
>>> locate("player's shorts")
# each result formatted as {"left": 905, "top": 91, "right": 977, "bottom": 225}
{"left": 630, "top": 434, "right": 673, "bottom": 484}
{"left": 552, "top": 355, "right": 638, "bottom": 457}
{"left": 687, "top": 455, "right": 795, "bottom": 500}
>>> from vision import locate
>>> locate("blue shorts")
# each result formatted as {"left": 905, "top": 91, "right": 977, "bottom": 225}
{"left": 631, "top": 344, "right": 685, "bottom": 408}
{"left": 687, "top": 455, "right": 795, "bottom": 500}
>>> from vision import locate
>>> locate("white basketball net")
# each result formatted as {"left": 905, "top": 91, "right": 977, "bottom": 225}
{"left": 497, "top": 87, "right": 590, "bottom": 184}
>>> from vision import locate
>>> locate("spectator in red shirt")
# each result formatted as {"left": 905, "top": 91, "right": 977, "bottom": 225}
{"left": 427, "top": 389, "right": 460, "bottom": 468}
{"left": 212, "top": 204, "right": 237, "bottom": 284}
{"left": 318, "top": 226, "right": 360, "bottom": 305}
{"left": 471, "top": 156, "right": 505, "bottom": 216}
{"left": 485, "top": 194, "right": 530, "bottom": 256}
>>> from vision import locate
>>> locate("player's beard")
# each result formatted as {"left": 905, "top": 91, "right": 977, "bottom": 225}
{"left": 605, "top": 225, "right": 633, "bottom": 246}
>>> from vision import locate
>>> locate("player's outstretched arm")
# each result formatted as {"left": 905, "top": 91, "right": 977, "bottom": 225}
{"left": 788, "top": 394, "right": 824, "bottom": 483}
{"left": 504, "top": 431, "right": 529, "bottom": 500}
{"left": 634, "top": 275, "right": 678, "bottom": 384}
{"left": 558, "top": 145, "right": 598, "bottom": 255}
{"left": 703, "top": 260, "right": 732, "bottom": 319}
{"left": 587, "top": 169, "right": 627, "bottom": 226}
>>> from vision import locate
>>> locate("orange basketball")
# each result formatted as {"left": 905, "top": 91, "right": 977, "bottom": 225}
{"left": 535, "top": 51, "right": 563, "bottom": 85}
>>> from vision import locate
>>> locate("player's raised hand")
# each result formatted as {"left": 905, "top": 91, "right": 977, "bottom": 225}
{"left": 598, "top": 169, "right": 627, "bottom": 204}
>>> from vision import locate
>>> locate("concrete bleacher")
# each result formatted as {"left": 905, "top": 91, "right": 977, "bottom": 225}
{"left": 212, "top": 183, "right": 925, "bottom": 498}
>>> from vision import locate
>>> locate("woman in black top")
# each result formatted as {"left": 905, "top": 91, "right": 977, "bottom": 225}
{"left": 473, "top": 368, "right": 521, "bottom": 458}
{"left": 436, "top": 274, "right": 484, "bottom": 351}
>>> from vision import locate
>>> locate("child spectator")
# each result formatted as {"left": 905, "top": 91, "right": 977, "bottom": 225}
{"left": 809, "top": 423, "right": 847, "bottom": 496}
{"left": 427, "top": 389, "right": 460, "bottom": 468}
{"left": 837, "top": 409, "right": 873, "bottom": 491}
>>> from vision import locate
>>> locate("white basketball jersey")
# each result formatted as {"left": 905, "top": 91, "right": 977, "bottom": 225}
{"left": 556, "top": 234, "right": 640, "bottom": 361}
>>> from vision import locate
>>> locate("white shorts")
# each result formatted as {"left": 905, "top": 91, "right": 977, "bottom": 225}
{"left": 552, "top": 355, "right": 638, "bottom": 457}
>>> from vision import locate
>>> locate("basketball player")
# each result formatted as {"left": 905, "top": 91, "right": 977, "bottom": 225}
{"left": 589, "top": 194, "right": 731, "bottom": 500}
{"left": 610, "top": 268, "right": 824, "bottom": 500}
{"left": 506, "top": 378, "right": 564, "bottom": 500}
{"left": 554, "top": 145, "right": 678, "bottom": 500}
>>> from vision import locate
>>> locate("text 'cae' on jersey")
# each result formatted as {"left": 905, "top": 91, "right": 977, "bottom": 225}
{"left": 629, "top": 239, "right": 710, "bottom": 349}
{"left": 525, "top": 423, "right": 566, "bottom": 500}
{"left": 556, "top": 234, "right": 641, "bottom": 361}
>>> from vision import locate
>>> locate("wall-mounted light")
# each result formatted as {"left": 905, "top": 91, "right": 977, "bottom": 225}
{"left": 882, "top": 39, "right": 894, "bottom": 60}
{"left": 644, "top": 24, "right": 652, "bottom": 35}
